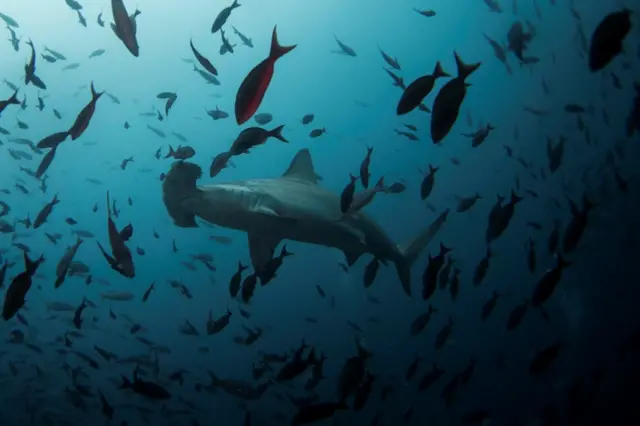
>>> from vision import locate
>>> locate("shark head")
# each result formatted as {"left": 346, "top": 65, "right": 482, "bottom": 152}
{"left": 162, "top": 161, "right": 202, "bottom": 227}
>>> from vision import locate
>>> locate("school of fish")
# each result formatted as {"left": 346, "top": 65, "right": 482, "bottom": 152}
{"left": 0, "top": 0, "right": 639, "bottom": 425}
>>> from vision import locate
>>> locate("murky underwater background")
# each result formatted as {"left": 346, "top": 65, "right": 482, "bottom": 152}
{"left": 1, "top": 0, "right": 640, "bottom": 425}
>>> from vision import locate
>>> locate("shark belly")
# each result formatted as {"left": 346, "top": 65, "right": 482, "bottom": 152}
{"left": 193, "top": 182, "right": 371, "bottom": 255}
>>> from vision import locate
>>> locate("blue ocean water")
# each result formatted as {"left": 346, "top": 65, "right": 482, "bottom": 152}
{"left": 1, "top": 0, "right": 640, "bottom": 425}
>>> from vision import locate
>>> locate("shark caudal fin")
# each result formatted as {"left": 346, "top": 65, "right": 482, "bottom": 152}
{"left": 395, "top": 209, "right": 450, "bottom": 296}
{"left": 162, "top": 161, "right": 203, "bottom": 228}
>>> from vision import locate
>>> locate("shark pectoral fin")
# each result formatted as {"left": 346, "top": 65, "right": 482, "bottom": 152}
{"left": 251, "top": 204, "right": 299, "bottom": 225}
{"left": 251, "top": 205, "right": 279, "bottom": 217}
{"left": 248, "top": 233, "right": 280, "bottom": 270}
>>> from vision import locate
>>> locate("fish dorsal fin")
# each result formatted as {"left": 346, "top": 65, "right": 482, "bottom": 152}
{"left": 282, "top": 149, "right": 318, "bottom": 184}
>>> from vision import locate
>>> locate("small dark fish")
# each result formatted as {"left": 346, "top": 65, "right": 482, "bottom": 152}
{"left": 386, "top": 182, "right": 406, "bottom": 194}
{"left": 359, "top": 147, "right": 373, "bottom": 189}
{"left": 37, "top": 131, "right": 69, "bottom": 149}
{"left": 232, "top": 25, "right": 253, "bottom": 47}
{"left": 89, "top": 49, "right": 106, "bottom": 58}
{"left": 229, "top": 262, "right": 248, "bottom": 297}
{"left": 211, "top": 0, "right": 240, "bottom": 33}
{"left": 291, "top": 402, "right": 348, "bottom": 425}
{"left": 142, "top": 281, "right": 155, "bottom": 302}
{"left": 119, "top": 369, "right": 171, "bottom": 399}
{"left": 431, "top": 53, "right": 480, "bottom": 143}
{"left": 414, "top": 8, "right": 436, "bottom": 17}
{"left": 529, "top": 342, "right": 562, "bottom": 375}
{"left": 588, "top": 10, "right": 632, "bottom": 72}
{"left": 189, "top": 39, "right": 218, "bottom": 76}
{"left": 229, "top": 125, "right": 287, "bottom": 155}
{"left": 68, "top": 82, "right": 103, "bottom": 140}
{"left": 340, "top": 174, "right": 358, "bottom": 213}
{"left": 0, "top": 12, "right": 19, "bottom": 28}
{"left": 36, "top": 145, "right": 59, "bottom": 179}
{"left": 397, "top": 61, "right": 449, "bottom": 115}
{"left": 111, "top": 0, "right": 141, "bottom": 57}
{"left": 0, "top": 90, "right": 20, "bottom": 116}
{"left": 3, "top": 252, "right": 44, "bottom": 321}
{"left": 254, "top": 113, "right": 273, "bottom": 125}
{"left": 332, "top": 34, "right": 357, "bottom": 56}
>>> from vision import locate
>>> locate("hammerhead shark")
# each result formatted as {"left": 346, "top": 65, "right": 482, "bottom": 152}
{"left": 162, "top": 149, "right": 449, "bottom": 296}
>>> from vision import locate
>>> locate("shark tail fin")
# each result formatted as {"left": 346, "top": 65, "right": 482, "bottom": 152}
{"left": 162, "top": 161, "right": 202, "bottom": 228}
{"left": 395, "top": 209, "right": 450, "bottom": 296}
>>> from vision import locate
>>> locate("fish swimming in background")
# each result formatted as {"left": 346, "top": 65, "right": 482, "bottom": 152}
{"left": 211, "top": 0, "right": 240, "bottom": 33}
{"left": 0, "top": 2, "right": 635, "bottom": 423}
{"left": 111, "top": 0, "right": 141, "bottom": 57}
{"left": 430, "top": 52, "right": 481, "bottom": 143}
{"left": 232, "top": 25, "right": 253, "bottom": 47}
{"left": 2, "top": 252, "right": 44, "bottom": 321}
{"left": 190, "top": 39, "right": 218, "bottom": 76}
{"left": 68, "top": 82, "right": 104, "bottom": 140}
{"left": 588, "top": 9, "right": 632, "bottom": 72}
{"left": 0, "top": 90, "right": 20, "bottom": 116}
{"left": 331, "top": 34, "right": 357, "bottom": 56}
{"left": 0, "top": 11, "right": 19, "bottom": 27}
{"left": 397, "top": 61, "right": 449, "bottom": 115}
{"left": 96, "top": 192, "right": 135, "bottom": 278}
{"left": 234, "top": 26, "right": 296, "bottom": 125}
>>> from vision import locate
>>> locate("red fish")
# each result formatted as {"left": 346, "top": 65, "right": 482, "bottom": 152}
{"left": 235, "top": 26, "right": 295, "bottom": 125}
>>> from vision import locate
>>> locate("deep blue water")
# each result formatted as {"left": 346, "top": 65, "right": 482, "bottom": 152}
{"left": 1, "top": 0, "right": 640, "bottom": 425}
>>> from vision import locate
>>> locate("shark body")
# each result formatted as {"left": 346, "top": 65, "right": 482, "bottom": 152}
{"left": 162, "top": 149, "right": 448, "bottom": 296}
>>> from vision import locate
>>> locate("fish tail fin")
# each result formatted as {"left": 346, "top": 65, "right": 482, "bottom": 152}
{"left": 96, "top": 241, "right": 117, "bottom": 266}
{"left": 395, "top": 209, "right": 450, "bottom": 296}
{"left": 23, "top": 252, "right": 43, "bottom": 274}
{"left": 164, "top": 145, "right": 174, "bottom": 158}
{"left": 281, "top": 245, "right": 293, "bottom": 257}
{"left": 269, "top": 26, "right": 296, "bottom": 61}
{"left": 207, "top": 370, "right": 221, "bottom": 385}
{"left": 8, "top": 90, "right": 19, "bottom": 104}
{"left": 161, "top": 161, "right": 202, "bottom": 227}
{"left": 375, "top": 176, "right": 385, "bottom": 190}
{"left": 453, "top": 51, "right": 481, "bottom": 80}
{"left": 582, "top": 194, "right": 597, "bottom": 212}
{"left": 119, "top": 375, "right": 132, "bottom": 389}
{"left": 432, "top": 60, "right": 450, "bottom": 78}
{"left": 556, "top": 253, "right": 571, "bottom": 269}
{"left": 232, "top": 0, "right": 240, "bottom": 7}
{"left": 269, "top": 125, "right": 288, "bottom": 143}
{"left": 90, "top": 81, "right": 104, "bottom": 101}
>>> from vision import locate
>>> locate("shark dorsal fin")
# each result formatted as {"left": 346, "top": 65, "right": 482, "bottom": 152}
{"left": 282, "top": 149, "right": 318, "bottom": 184}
